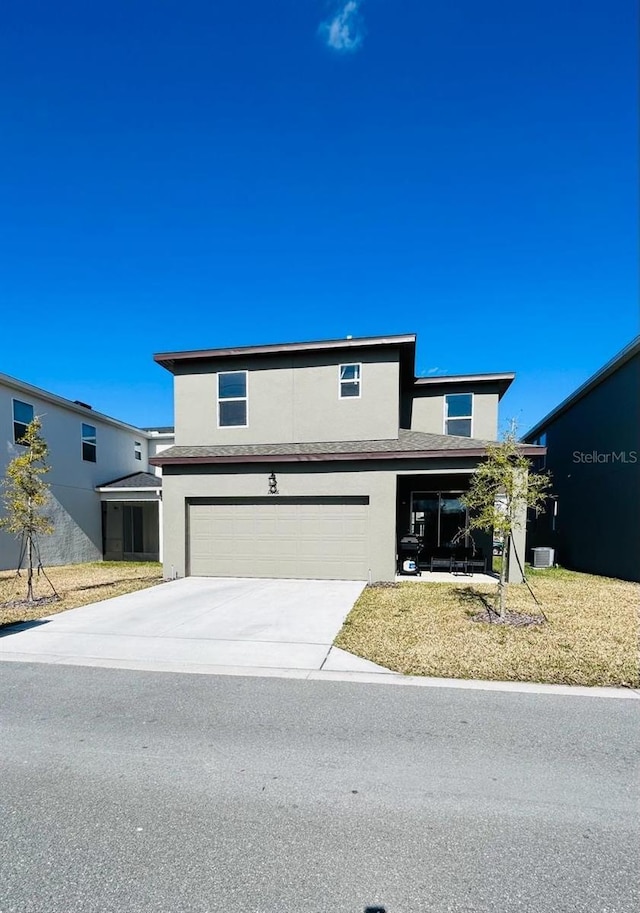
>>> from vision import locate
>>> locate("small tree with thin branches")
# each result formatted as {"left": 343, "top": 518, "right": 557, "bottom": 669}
{"left": 0, "top": 417, "right": 55, "bottom": 602}
{"left": 460, "top": 430, "right": 550, "bottom": 618}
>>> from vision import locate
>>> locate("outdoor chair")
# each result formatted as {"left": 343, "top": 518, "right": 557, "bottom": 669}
{"left": 429, "top": 548, "right": 452, "bottom": 572}
{"left": 451, "top": 547, "right": 473, "bottom": 575}
{"left": 465, "top": 550, "right": 487, "bottom": 574}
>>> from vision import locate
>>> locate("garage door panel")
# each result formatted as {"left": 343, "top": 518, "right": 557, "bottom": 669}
{"left": 188, "top": 498, "right": 370, "bottom": 580}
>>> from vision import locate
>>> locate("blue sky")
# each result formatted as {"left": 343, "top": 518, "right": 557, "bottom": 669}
{"left": 1, "top": 0, "right": 637, "bottom": 433}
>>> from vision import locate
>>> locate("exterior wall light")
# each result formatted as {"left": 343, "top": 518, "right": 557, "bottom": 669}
{"left": 268, "top": 472, "right": 279, "bottom": 495}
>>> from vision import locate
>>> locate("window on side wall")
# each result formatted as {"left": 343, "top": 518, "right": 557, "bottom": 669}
{"left": 135, "top": 441, "right": 142, "bottom": 461}
{"left": 532, "top": 432, "right": 547, "bottom": 468}
{"left": 445, "top": 393, "right": 473, "bottom": 437}
{"left": 13, "top": 400, "right": 34, "bottom": 444}
{"left": 218, "top": 371, "right": 248, "bottom": 427}
{"left": 339, "top": 363, "right": 361, "bottom": 398}
{"left": 82, "top": 423, "right": 97, "bottom": 462}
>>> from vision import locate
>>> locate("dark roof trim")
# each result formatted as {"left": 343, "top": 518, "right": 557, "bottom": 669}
{"left": 154, "top": 334, "right": 416, "bottom": 372}
{"left": 413, "top": 372, "right": 515, "bottom": 398}
{"left": 414, "top": 372, "right": 514, "bottom": 385}
{"left": 150, "top": 445, "right": 544, "bottom": 467}
{"left": 524, "top": 335, "right": 640, "bottom": 440}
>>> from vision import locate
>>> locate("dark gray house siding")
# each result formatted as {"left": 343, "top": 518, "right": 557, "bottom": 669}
{"left": 525, "top": 341, "right": 640, "bottom": 582}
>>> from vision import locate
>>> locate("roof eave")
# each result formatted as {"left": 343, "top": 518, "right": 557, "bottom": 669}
{"left": 524, "top": 335, "right": 640, "bottom": 440}
{"left": 96, "top": 486, "right": 162, "bottom": 493}
{"left": 413, "top": 372, "right": 515, "bottom": 399}
{"left": 0, "top": 371, "right": 151, "bottom": 436}
{"left": 150, "top": 444, "right": 544, "bottom": 467}
{"left": 154, "top": 334, "right": 417, "bottom": 373}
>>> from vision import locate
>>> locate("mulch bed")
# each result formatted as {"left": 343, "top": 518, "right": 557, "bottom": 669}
{"left": 0, "top": 595, "right": 60, "bottom": 611}
{"left": 471, "top": 609, "right": 546, "bottom": 627}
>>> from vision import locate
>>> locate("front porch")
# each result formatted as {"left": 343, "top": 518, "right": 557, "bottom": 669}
{"left": 396, "top": 473, "right": 495, "bottom": 577}
{"left": 395, "top": 569, "right": 498, "bottom": 584}
{"left": 97, "top": 472, "right": 163, "bottom": 563}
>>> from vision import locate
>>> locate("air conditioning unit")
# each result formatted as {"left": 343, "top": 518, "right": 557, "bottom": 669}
{"left": 532, "top": 547, "right": 555, "bottom": 568}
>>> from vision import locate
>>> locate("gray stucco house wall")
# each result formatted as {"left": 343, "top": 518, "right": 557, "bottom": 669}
{"left": 152, "top": 334, "right": 538, "bottom": 583}
{"left": 524, "top": 337, "right": 640, "bottom": 582}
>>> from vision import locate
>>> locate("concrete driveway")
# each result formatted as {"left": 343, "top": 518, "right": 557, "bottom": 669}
{"left": 0, "top": 577, "right": 392, "bottom": 677}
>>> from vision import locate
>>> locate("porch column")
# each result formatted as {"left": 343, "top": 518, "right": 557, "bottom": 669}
{"left": 506, "top": 467, "right": 528, "bottom": 583}
{"left": 158, "top": 493, "right": 164, "bottom": 564}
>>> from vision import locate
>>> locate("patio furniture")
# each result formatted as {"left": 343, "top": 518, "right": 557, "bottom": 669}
{"left": 465, "top": 550, "right": 487, "bottom": 574}
{"left": 451, "top": 547, "right": 473, "bottom": 575}
{"left": 429, "top": 548, "right": 452, "bottom": 572}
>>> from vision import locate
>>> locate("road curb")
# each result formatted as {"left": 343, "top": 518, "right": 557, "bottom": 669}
{"left": 0, "top": 651, "right": 637, "bottom": 699}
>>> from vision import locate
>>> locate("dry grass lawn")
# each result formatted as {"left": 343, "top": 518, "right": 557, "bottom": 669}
{"left": 0, "top": 562, "right": 164, "bottom": 628}
{"left": 335, "top": 567, "right": 640, "bottom": 687}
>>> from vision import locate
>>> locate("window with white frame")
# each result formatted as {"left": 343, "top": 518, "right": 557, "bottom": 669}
{"left": 444, "top": 393, "right": 473, "bottom": 437}
{"left": 13, "top": 400, "right": 34, "bottom": 445}
{"left": 218, "top": 371, "right": 248, "bottom": 427}
{"left": 134, "top": 441, "right": 142, "bottom": 461}
{"left": 82, "top": 423, "right": 97, "bottom": 462}
{"left": 339, "top": 363, "right": 361, "bottom": 398}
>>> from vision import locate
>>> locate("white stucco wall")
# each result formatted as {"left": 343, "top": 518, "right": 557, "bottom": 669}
{"left": 147, "top": 433, "right": 175, "bottom": 478}
{"left": 0, "top": 380, "right": 153, "bottom": 571}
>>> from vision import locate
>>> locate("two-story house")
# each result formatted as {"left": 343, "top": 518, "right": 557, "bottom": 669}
{"left": 0, "top": 372, "right": 174, "bottom": 571}
{"left": 151, "top": 334, "right": 542, "bottom": 583}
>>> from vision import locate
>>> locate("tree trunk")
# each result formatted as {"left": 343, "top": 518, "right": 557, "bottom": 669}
{"left": 27, "top": 534, "right": 34, "bottom": 602}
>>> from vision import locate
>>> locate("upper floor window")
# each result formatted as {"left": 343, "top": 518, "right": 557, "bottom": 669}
{"left": 339, "top": 363, "right": 361, "bottom": 398}
{"left": 218, "top": 371, "right": 248, "bottom": 427}
{"left": 134, "top": 441, "right": 142, "bottom": 461}
{"left": 82, "top": 423, "right": 97, "bottom": 462}
{"left": 13, "top": 399, "right": 34, "bottom": 445}
{"left": 445, "top": 393, "right": 473, "bottom": 437}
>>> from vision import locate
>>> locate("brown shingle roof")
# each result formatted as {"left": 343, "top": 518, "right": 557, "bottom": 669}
{"left": 97, "top": 472, "right": 162, "bottom": 489}
{"left": 150, "top": 429, "right": 544, "bottom": 466}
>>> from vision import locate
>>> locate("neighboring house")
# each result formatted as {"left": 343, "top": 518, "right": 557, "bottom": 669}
{"left": 524, "top": 336, "right": 640, "bottom": 582}
{"left": 0, "top": 373, "right": 174, "bottom": 571}
{"left": 151, "top": 334, "right": 542, "bottom": 582}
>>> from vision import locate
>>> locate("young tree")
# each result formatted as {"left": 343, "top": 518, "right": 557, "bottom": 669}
{"left": 0, "top": 417, "right": 54, "bottom": 602}
{"left": 460, "top": 430, "right": 550, "bottom": 618}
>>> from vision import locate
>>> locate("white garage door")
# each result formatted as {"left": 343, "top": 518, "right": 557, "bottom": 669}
{"left": 188, "top": 497, "right": 370, "bottom": 580}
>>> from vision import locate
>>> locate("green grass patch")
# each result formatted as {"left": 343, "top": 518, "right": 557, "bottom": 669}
{"left": 335, "top": 568, "right": 639, "bottom": 687}
{"left": 0, "top": 561, "right": 164, "bottom": 628}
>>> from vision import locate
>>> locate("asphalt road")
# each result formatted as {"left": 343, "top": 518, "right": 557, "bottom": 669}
{"left": 1, "top": 664, "right": 638, "bottom": 913}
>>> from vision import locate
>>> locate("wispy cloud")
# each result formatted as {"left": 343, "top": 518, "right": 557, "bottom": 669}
{"left": 320, "top": 1, "right": 366, "bottom": 53}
